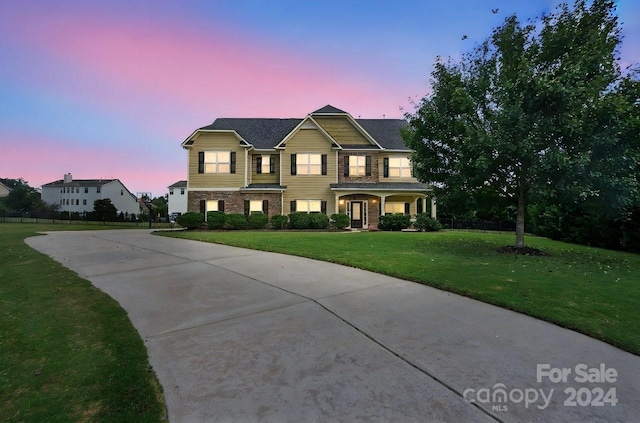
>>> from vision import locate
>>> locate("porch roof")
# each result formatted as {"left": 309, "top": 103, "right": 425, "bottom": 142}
{"left": 241, "top": 183, "right": 287, "bottom": 192}
{"left": 330, "top": 183, "right": 430, "bottom": 191}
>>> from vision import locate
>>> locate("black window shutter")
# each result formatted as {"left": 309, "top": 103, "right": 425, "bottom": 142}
{"left": 290, "top": 200, "right": 296, "bottom": 212}
{"left": 262, "top": 200, "right": 269, "bottom": 214}
{"left": 256, "top": 156, "right": 262, "bottom": 174}
{"left": 270, "top": 155, "right": 275, "bottom": 173}
{"left": 383, "top": 158, "right": 389, "bottom": 178}
{"left": 365, "top": 156, "right": 372, "bottom": 176}
{"left": 198, "top": 152, "right": 204, "bottom": 173}
{"left": 218, "top": 200, "right": 225, "bottom": 212}
{"left": 404, "top": 203, "right": 410, "bottom": 215}
{"left": 344, "top": 156, "right": 349, "bottom": 176}
{"left": 321, "top": 154, "right": 327, "bottom": 175}
{"left": 230, "top": 152, "right": 236, "bottom": 174}
{"left": 321, "top": 201, "right": 327, "bottom": 214}
{"left": 244, "top": 200, "right": 250, "bottom": 216}
{"left": 199, "top": 199, "right": 205, "bottom": 214}
{"left": 291, "top": 154, "right": 297, "bottom": 175}
{"left": 416, "top": 198, "right": 423, "bottom": 214}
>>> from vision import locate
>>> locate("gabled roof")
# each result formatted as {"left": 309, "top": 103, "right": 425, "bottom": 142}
{"left": 184, "top": 106, "right": 410, "bottom": 151}
{"left": 356, "top": 119, "right": 408, "bottom": 150}
{"left": 43, "top": 179, "right": 115, "bottom": 187}
{"left": 198, "top": 118, "right": 301, "bottom": 149}
{"left": 168, "top": 180, "right": 187, "bottom": 188}
{"left": 311, "top": 104, "right": 348, "bottom": 114}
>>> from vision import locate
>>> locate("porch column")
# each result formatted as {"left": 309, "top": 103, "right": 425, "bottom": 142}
{"left": 431, "top": 197, "right": 437, "bottom": 218}
{"left": 380, "top": 196, "right": 386, "bottom": 216}
{"left": 335, "top": 194, "right": 340, "bottom": 215}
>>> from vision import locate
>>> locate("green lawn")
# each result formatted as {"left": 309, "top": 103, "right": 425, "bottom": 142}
{"left": 0, "top": 223, "right": 167, "bottom": 422}
{"left": 160, "top": 230, "right": 640, "bottom": 355}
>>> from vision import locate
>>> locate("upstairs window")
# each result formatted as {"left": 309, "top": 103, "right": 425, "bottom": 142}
{"left": 169, "top": 188, "right": 174, "bottom": 195}
{"left": 384, "top": 157, "right": 412, "bottom": 178}
{"left": 198, "top": 151, "right": 236, "bottom": 174}
{"left": 256, "top": 155, "right": 275, "bottom": 174}
{"left": 345, "top": 155, "right": 371, "bottom": 177}
{"left": 292, "top": 153, "right": 327, "bottom": 175}
{"left": 181, "top": 188, "right": 185, "bottom": 195}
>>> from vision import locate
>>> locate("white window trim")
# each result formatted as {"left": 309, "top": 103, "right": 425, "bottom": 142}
{"left": 261, "top": 155, "right": 271, "bottom": 174}
{"left": 349, "top": 155, "right": 366, "bottom": 177}
{"left": 296, "top": 199, "right": 322, "bottom": 213}
{"left": 297, "top": 153, "right": 322, "bottom": 175}
{"left": 249, "top": 200, "right": 263, "bottom": 213}
{"left": 204, "top": 150, "right": 231, "bottom": 174}
{"left": 389, "top": 157, "right": 411, "bottom": 178}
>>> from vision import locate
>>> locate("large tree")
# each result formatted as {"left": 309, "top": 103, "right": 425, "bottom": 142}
{"left": 403, "top": 0, "right": 638, "bottom": 248}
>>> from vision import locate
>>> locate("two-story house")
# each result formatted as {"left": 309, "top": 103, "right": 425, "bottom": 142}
{"left": 181, "top": 105, "right": 435, "bottom": 229}
{"left": 41, "top": 173, "right": 140, "bottom": 217}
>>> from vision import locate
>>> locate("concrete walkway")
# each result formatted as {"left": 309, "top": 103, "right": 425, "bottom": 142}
{"left": 26, "top": 230, "right": 639, "bottom": 422}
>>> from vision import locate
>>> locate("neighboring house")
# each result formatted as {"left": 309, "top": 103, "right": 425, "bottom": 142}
{"left": 41, "top": 173, "right": 140, "bottom": 217}
{"left": 168, "top": 180, "right": 188, "bottom": 216}
{"left": 181, "top": 105, "right": 436, "bottom": 229}
{"left": 0, "top": 182, "right": 11, "bottom": 198}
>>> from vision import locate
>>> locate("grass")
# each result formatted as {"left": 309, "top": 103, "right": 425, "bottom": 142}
{"left": 160, "top": 230, "right": 640, "bottom": 355}
{"left": 0, "top": 223, "right": 167, "bottom": 422}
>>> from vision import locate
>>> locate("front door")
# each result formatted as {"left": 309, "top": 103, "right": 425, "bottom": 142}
{"left": 351, "top": 201, "right": 363, "bottom": 228}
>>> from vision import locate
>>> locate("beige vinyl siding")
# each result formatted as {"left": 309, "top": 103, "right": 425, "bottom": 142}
{"left": 188, "top": 133, "right": 245, "bottom": 188}
{"left": 313, "top": 117, "right": 371, "bottom": 145}
{"left": 380, "top": 153, "right": 420, "bottom": 183}
{"left": 251, "top": 153, "right": 279, "bottom": 184}
{"left": 281, "top": 128, "right": 337, "bottom": 214}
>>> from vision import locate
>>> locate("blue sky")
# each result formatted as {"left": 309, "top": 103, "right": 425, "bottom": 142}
{"left": 1, "top": 0, "right": 638, "bottom": 197}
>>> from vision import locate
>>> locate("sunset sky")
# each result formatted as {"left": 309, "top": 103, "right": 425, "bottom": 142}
{"left": 1, "top": 0, "right": 638, "bottom": 197}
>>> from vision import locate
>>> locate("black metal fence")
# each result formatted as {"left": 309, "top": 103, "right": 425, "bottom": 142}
{"left": 0, "top": 209, "right": 173, "bottom": 228}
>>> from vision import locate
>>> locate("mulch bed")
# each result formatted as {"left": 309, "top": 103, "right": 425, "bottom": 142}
{"left": 497, "top": 246, "right": 550, "bottom": 256}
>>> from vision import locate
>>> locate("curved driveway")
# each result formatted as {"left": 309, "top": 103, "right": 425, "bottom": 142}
{"left": 26, "top": 230, "right": 639, "bottom": 422}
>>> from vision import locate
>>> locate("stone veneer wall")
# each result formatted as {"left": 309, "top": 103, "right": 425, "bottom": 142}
{"left": 188, "top": 191, "right": 283, "bottom": 216}
{"left": 337, "top": 152, "right": 380, "bottom": 184}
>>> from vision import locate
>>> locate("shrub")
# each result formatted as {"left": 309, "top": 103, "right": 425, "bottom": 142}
{"left": 177, "top": 212, "right": 204, "bottom": 229}
{"left": 378, "top": 213, "right": 411, "bottom": 231}
{"left": 207, "top": 211, "right": 226, "bottom": 229}
{"left": 270, "top": 214, "right": 288, "bottom": 229}
{"left": 248, "top": 212, "right": 268, "bottom": 229}
{"left": 414, "top": 213, "right": 442, "bottom": 232}
{"left": 330, "top": 213, "right": 350, "bottom": 229}
{"left": 224, "top": 213, "right": 249, "bottom": 230}
{"left": 309, "top": 213, "right": 329, "bottom": 229}
{"left": 288, "top": 212, "right": 310, "bottom": 229}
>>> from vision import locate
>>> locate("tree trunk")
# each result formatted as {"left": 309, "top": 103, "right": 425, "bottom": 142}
{"left": 516, "top": 187, "right": 525, "bottom": 248}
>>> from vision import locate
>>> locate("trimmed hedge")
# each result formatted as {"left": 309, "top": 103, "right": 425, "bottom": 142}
{"left": 330, "top": 213, "right": 350, "bottom": 229}
{"left": 248, "top": 212, "right": 268, "bottom": 229}
{"left": 224, "top": 213, "right": 249, "bottom": 230}
{"left": 270, "top": 214, "right": 288, "bottom": 229}
{"left": 207, "top": 211, "right": 226, "bottom": 229}
{"left": 177, "top": 212, "right": 204, "bottom": 229}
{"left": 288, "top": 212, "right": 311, "bottom": 229}
{"left": 414, "top": 213, "right": 442, "bottom": 231}
{"left": 378, "top": 213, "right": 411, "bottom": 231}
{"left": 309, "top": 213, "right": 329, "bottom": 229}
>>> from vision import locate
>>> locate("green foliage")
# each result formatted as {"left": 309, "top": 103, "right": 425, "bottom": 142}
{"left": 207, "top": 211, "right": 226, "bottom": 229}
{"left": 247, "top": 212, "right": 268, "bottom": 229}
{"left": 177, "top": 211, "right": 204, "bottom": 229}
{"left": 224, "top": 213, "right": 249, "bottom": 230}
{"left": 414, "top": 214, "right": 442, "bottom": 232}
{"left": 288, "top": 212, "right": 310, "bottom": 229}
{"left": 150, "top": 195, "right": 168, "bottom": 218}
{"left": 330, "top": 213, "right": 350, "bottom": 229}
{"left": 0, "top": 178, "right": 42, "bottom": 212}
{"left": 378, "top": 214, "right": 411, "bottom": 231}
{"left": 270, "top": 214, "right": 288, "bottom": 229}
{"left": 403, "top": 0, "right": 637, "bottom": 249}
{"left": 308, "top": 213, "right": 329, "bottom": 229}
{"left": 93, "top": 198, "right": 118, "bottom": 221}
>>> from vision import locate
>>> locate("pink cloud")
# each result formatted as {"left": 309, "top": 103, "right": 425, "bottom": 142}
{"left": 0, "top": 130, "right": 184, "bottom": 196}
{"left": 7, "top": 7, "right": 409, "bottom": 123}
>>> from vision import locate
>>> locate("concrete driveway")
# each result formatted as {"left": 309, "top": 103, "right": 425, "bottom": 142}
{"left": 26, "top": 230, "right": 639, "bottom": 422}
